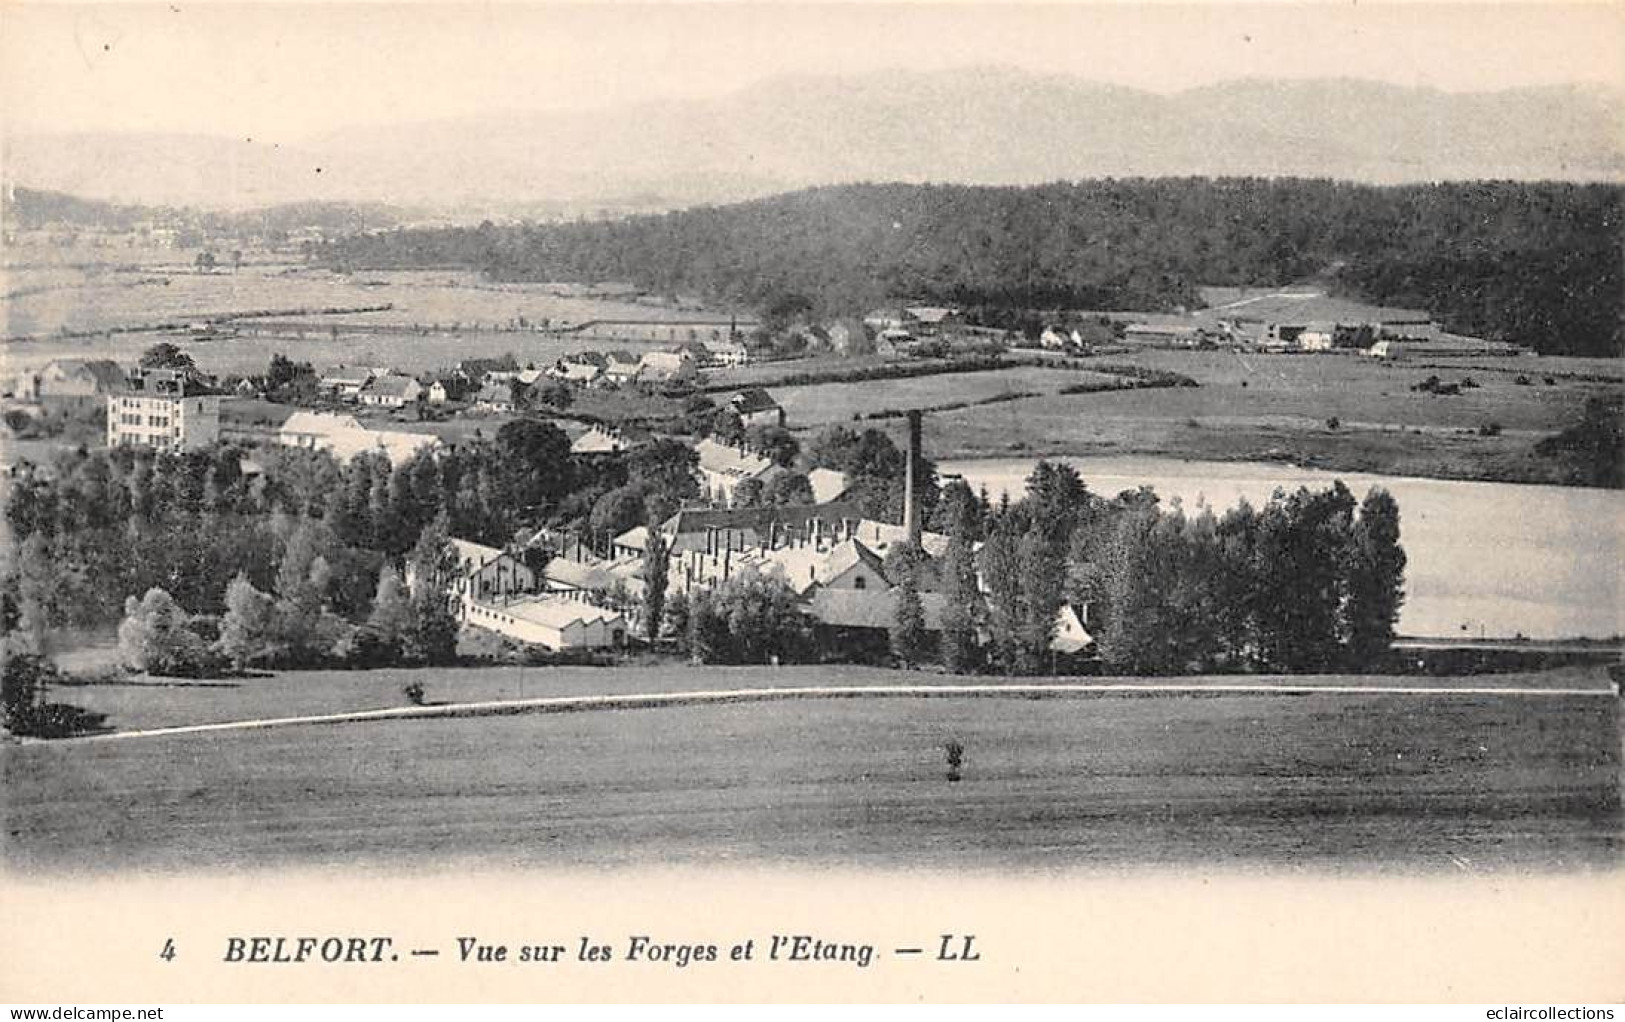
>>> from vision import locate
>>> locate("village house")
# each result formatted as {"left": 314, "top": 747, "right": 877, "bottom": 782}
{"left": 903, "top": 306, "right": 960, "bottom": 335}
{"left": 602, "top": 351, "right": 643, "bottom": 386}
{"left": 727, "top": 388, "right": 785, "bottom": 429}
{"left": 317, "top": 365, "right": 376, "bottom": 400}
{"left": 448, "top": 538, "right": 539, "bottom": 610}
{"left": 863, "top": 307, "right": 915, "bottom": 333}
{"left": 474, "top": 381, "right": 519, "bottom": 414}
{"left": 675, "top": 341, "right": 714, "bottom": 366}
{"left": 106, "top": 367, "right": 221, "bottom": 452}
{"left": 706, "top": 339, "right": 751, "bottom": 366}
{"left": 357, "top": 373, "right": 422, "bottom": 408}
{"left": 874, "top": 328, "right": 918, "bottom": 359}
{"left": 637, "top": 350, "right": 699, "bottom": 386}
{"left": 23, "top": 359, "right": 126, "bottom": 410}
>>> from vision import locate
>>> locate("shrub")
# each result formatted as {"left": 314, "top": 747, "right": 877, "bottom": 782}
{"left": 402, "top": 681, "right": 426, "bottom": 706}
{"left": 117, "top": 588, "right": 220, "bottom": 678}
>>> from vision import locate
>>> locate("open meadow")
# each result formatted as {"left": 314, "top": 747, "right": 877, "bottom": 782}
{"left": 851, "top": 349, "right": 1620, "bottom": 485}
{"left": 770, "top": 366, "right": 1123, "bottom": 426}
{"left": 1, "top": 263, "right": 734, "bottom": 377}
{"left": 4, "top": 664, "right": 1619, "bottom": 873}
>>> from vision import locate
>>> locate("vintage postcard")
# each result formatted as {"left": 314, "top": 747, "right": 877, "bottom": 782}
{"left": 1, "top": 1, "right": 1621, "bottom": 1005}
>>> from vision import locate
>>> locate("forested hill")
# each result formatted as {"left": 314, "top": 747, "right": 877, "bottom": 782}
{"left": 3, "top": 185, "right": 403, "bottom": 237}
{"left": 316, "top": 179, "right": 1624, "bottom": 357}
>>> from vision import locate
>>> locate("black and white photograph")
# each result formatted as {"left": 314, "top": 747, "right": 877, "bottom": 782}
{"left": 1, "top": 0, "right": 1621, "bottom": 1006}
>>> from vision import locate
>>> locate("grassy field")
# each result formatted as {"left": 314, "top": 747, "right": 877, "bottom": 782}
{"left": 1, "top": 263, "right": 736, "bottom": 377}
{"left": 856, "top": 350, "right": 1619, "bottom": 485}
{"left": 772, "top": 366, "right": 1122, "bottom": 427}
{"left": 4, "top": 666, "right": 1618, "bottom": 872}
{"left": 36, "top": 662, "right": 1616, "bottom": 733}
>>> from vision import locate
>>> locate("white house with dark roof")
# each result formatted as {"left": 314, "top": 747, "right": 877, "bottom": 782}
{"left": 727, "top": 388, "right": 784, "bottom": 429}
{"left": 448, "top": 538, "right": 538, "bottom": 609}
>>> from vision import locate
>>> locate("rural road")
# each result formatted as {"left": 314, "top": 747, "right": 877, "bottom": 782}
{"left": 70, "top": 678, "right": 1622, "bottom": 744}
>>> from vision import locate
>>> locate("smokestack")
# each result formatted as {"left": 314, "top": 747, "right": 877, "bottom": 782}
{"left": 904, "top": 409, "right": 922, "bottom": 542}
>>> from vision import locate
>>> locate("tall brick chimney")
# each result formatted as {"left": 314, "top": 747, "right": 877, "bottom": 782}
{"left": 904, "top": 409, "right": 922, "bottom": 542}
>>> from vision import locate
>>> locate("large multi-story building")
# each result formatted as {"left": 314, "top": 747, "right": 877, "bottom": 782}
{"left": 106, "top": 368, "right": 221, "bottom": 452}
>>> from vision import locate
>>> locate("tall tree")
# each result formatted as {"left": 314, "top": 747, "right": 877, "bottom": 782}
{"left": 138, "top": 342, "right": 197, "bottom": 372}
{"left": 937, "top": 516, "right": 984, "bottom": 674}
{"left": 1344, "top": 487, "right": 1407, "bottom": 669}
{"left": 404, "top": 513, "right": 460, "bottom": 665}
{"left": 889, "top": 541, "right": 930, "bottom": 668}
{"left": 365, "top": 562, "right": 417, "bottom": 663}
{"left": 642, "top": 528, "right": 670, "bottom": 644}
{"left": 217, "top": 572, "right": 277, "bottom": 671}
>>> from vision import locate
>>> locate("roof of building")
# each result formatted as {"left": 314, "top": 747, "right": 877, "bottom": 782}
{"left": 475, "top": 382, "right": 514, "bottom": 404}
{"left": 543, "top": 557, "right": 617, "bottom": 591}
{"left": 695, "top": 437, "right": 776, "bottom": 481}
{"left": 503, "top": 596, "right": 625, "bottom": 630}
{"left": 614, "top": 525, "right": 650, "bottom": 552}
{"left": 320, "top": 366, "right": 374, "bottom": 385}
{"left": 449, "top": 538, "right": 507, "bottom": 570}
{"left": 362, "top": 374, "right": 419, "bottom": 398}
{"left": 42, "top": 358, "right": 126, "bottom": 392}
{"left": 805, "top": 587, "right": 949, "bottom": 630}
{"left": 332, "top": 428, "right": 441, "bottom": 466}
{"left": 280, "top": 410, "right": 363, "bottom": 435}
{"left": 806, "top": 467, "right": 850, "bottom": 505}
{"left": 557, "top": 362, "right": 603, "bottom": 382}
{"left": 759, "top": 537, "right": 888, "bottom": 596}
{"left": 852, "top": 518, "right": 951, "bottom": 559}
{"left": 118, "top": 366, "right": 217, "bottom": 397}
{"left": 570, "top": 425, "right": 633, "bottom": 454}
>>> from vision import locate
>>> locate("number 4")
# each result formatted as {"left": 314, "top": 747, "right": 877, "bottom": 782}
{"left": 160, "top": 938, "right": 176, "bottom": 961}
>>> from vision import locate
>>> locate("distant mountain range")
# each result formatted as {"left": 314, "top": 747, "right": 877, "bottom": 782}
{"left": 5, "top": 69, "right": 1622, "bottom": 212}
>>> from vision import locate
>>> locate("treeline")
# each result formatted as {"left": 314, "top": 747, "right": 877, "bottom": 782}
{"left": 929, "top": 462, "right": 1406, "bottom": 675}
{"left": 317, "top": 179, "right": 1623, "bottom": 356}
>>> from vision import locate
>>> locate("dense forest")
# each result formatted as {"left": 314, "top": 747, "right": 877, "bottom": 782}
{"left": 317, "top": 179, "right": 1623, "bottom": 357}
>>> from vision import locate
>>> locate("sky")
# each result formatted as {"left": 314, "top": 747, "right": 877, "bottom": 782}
{"left": 3, "top": 2, "right": 1622, "bottom": 142}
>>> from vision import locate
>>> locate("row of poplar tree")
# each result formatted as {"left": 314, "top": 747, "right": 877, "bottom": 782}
{"left": 890, "top": 462, "right": 1406, "bottom": 676}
